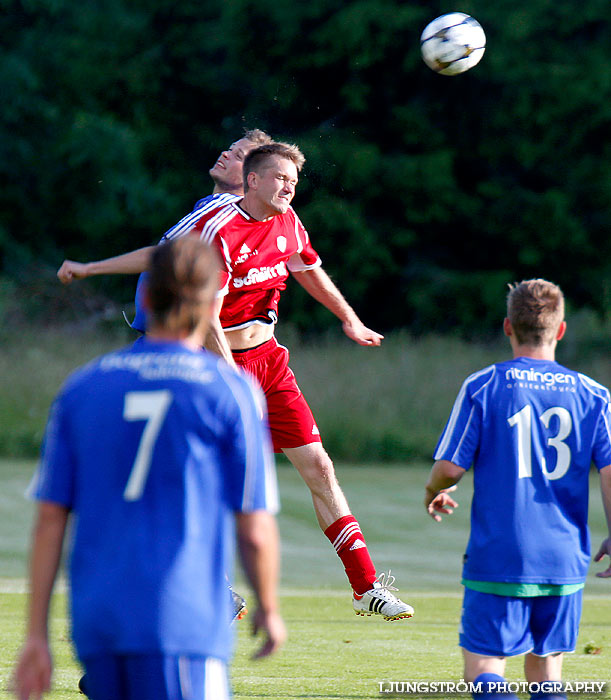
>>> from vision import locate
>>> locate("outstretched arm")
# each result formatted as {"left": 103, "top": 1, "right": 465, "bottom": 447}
{"left": 236, "top": 511, "right": 286, "bottom": 659}
{"left": 594, "top": 464, "right": 611, "bottom": 578}
{"left": 13, "top": 502, "right": 69, "bottom": 700}
{"left": 57, "top": 246, "right": 154, "bottom": 284}
{"left": 291, "top": 267, "right": 383, "bottom": 346}
{"left": 424, "top": 460, "right": 466, "bottom": 522}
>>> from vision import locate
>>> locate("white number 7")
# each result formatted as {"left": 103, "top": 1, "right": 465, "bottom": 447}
{"left": 123, "top": 390, "right": 173, "bottom": 501}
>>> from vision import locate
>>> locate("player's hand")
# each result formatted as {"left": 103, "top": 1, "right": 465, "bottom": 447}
{"left": 594, "top": 537, "right": 611, "bottom": 578}
{"left": 425, "top": 485, "right": 459, "bottom": 522}
{"left": 57, "top": 260, "right": 90, "bottom": 284}
{"left": 12, "top": 636, "right": 52, "bottom": 700}
{"left": 342, "top": 319, "right": 384, "bottom": 347}
{"left": 251, "top": 608, "right": 287, "bottom": 659}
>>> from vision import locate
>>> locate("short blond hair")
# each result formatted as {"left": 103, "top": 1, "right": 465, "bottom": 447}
{"left": 507, "top": 279, "right": 565, "bottom": 345}
{"left": 148, "top": 238, "right": 219, "bottom": 334}
{"left": 243, "top": 128, "right": 274, "bottom": 148}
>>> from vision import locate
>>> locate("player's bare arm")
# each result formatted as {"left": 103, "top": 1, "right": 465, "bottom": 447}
{"left": 203, "top": 297, "right": 238, "bottom": 366}
{"left": 291, "top": 267, "right": 383, "bottom": 346}
{"left": 236, "top": 511, "right": 286, "bottom": 659}
{"left": 13, "top": 502, "right": 69, "bottom": 700}
{"left": 57, "top": 246, "right": 154, "bottom": 284}
{"left": 594, "top": 464, "right": 611, "bottom": 578}
{"left": 424, "top": 460, "right": 465, "bottom": 522}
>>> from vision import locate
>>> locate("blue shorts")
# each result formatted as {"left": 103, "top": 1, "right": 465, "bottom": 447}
{"left": 82, "top": 653, "right": 230, "bottom": 700}
{"left": 459, "top": 588, "right": 583, "bottom": 657}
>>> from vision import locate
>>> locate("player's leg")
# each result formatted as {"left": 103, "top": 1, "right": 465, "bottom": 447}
{"left": 524, "top": 652, "right": 564, "bottom": 682}
{"left": 523, "top": 591, "right": 582, "bottom": 700}
{"left": 284, "top": 442, "right": 413, "bottom": 621}
{"left": 282, "top": 441, "right": 350, "bottom": 528}
{"left": 463, "top": 650, "right": 519, "bottom": 699}
{"left": 236, "top": 338, "right": 412, "bottom": 620}
{"left": 462, "top": 649, "right": 507, "bottom": 681}
{"left": 524, "top": 653, "right": 566, "bottom": 700}
{"left": 463, "top": 650, "right": 520, "bottom": 700}
{"left": 283, "top": 441, "right": 376, "bottom": 593}
{"left": 460, "top": 589, "right": 534, "bottom": 699}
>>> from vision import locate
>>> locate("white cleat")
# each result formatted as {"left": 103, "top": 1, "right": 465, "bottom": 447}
{"left": 353, "top": 571, "right": 414, "bottom": 621}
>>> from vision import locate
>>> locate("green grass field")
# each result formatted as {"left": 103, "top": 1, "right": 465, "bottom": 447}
{"left": 1, "top": 460, "right": 609, "bottom": 699}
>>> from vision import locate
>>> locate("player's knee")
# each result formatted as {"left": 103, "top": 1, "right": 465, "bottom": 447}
{"left": 307, "top": 452, "right": 339, "bottom": 494}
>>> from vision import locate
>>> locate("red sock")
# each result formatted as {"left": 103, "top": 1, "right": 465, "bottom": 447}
{"left": 324, "top": 515, "right": 377, "bottom": 595}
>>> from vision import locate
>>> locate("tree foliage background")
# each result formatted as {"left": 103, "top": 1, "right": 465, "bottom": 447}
{"left": 1, "top": 0, "right": 609, "bottom": 335}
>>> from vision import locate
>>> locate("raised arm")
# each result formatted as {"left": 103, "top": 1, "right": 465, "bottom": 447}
{"left": 236, "top": 510, "right": 286, "bottom": 658}
{"left": 57, "top": 246, "right": 154, "bottom": 284}
{"left": 291, "top": 267, "right": 383, "bottom": 346}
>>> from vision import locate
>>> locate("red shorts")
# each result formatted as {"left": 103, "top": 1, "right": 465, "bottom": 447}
{"left": 232, "top": 337, "right": 321, "bottom": 453}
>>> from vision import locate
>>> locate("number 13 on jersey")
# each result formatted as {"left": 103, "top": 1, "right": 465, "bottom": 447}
{"left": 508, "top": 404, "right": 573, "bottom": 481}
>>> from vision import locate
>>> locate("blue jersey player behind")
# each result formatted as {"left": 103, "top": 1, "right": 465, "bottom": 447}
{"left": 425, "top": 279, "right": 611, "bottom": 700}
{"left": 13, "top": 237, "right": 285, "bottom": 700}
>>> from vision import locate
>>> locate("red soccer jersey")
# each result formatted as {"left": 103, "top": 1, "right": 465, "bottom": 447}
{"left": 192, "top": 200, "right": 321, "bottom": 330}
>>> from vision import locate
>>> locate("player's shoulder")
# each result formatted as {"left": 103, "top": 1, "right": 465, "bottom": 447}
{"left": 576, "top": 372, "right": 611, "bottom": 403}
{"left": 161, "top": 193, "right": 241, "bottom": 243}
{"left": 285, "top": 204, "right": 302, "bottom": 224}
{"left": 56, "top": 346, "right": 130, "bottom": 403}
{"left": 193, "top": 192, "right": 240, "bottom": 212}
{"left": 193, "top": 196, "right": 244, "bottom": 243}
{"left": 461, "top": 364, "right": 498, "bottom": 394}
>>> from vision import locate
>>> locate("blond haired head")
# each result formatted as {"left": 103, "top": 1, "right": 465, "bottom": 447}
{"left": 148, "top": 237, "right": 219, "bottom": 335}
{"left": 507, "top": 279, "right": 565, "bottom": 346}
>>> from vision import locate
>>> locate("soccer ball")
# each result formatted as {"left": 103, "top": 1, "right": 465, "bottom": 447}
{"left": 420, "top": 13, "right": 486, "bottom": 76}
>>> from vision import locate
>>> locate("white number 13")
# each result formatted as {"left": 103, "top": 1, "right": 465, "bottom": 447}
{"left": 507, "top": 405, "right": 572, "bottom": 480}
{"left": 123, "top": 390, "right": 173, "bottom": 501}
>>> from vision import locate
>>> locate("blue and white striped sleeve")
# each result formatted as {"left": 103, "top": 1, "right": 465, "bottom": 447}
{"left": 433, "top": 366, "right": 496, "bottom": 469}
{"left": 160, "top": 193, "right": 239, "bottom": 243}
{"left": 31, "top": 390, "right": 77, "bottom": 507}
{"left": 579, "top": 375, "right": 611, "bottom": 469}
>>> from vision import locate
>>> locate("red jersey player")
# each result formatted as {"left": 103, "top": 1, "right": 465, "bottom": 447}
{"left": 56, "top": 136, "right": 414, "bottom": 620}
{"left": 183, "top": 143, "right": 413, "bottom": 620}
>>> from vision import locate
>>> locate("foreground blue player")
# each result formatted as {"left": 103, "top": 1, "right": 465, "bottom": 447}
{"left": 13, "top": 237, "right": 285, "bottom": 700}
{"left": 425, "top": 279, "right": 611, "bottom": 700}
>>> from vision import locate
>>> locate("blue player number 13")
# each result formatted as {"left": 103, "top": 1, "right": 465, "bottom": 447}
{"left": 508, "top": 405, "right": 572, "bottom": 481}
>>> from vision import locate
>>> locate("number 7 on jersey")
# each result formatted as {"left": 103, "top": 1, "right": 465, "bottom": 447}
{"left": 123, "top": 390, "right": 173, "bottom": 501}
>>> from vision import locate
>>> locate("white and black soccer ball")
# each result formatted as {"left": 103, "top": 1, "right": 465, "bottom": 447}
{"left": 420, "top": 12, "right": 486, "bottom": 76}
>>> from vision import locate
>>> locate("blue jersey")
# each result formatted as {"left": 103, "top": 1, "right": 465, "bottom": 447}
{"left": 131, "top": 193, "right": 240, "bottom": 333}
{"left": 434, "top": 356, "right": 611, "bottom": 585}
{"left": 33, "top": 339, "right": 278, "bottom": 661}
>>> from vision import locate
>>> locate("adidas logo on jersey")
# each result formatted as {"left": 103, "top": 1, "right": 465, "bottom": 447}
{"left": 235, "top": 243, "right": 258, "bottom": 265}
{"left": 311, "top": 425, "right": 320, "bottom": 435}
{"left": 349, "top": 539, "right": 366, "bottom": 551}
